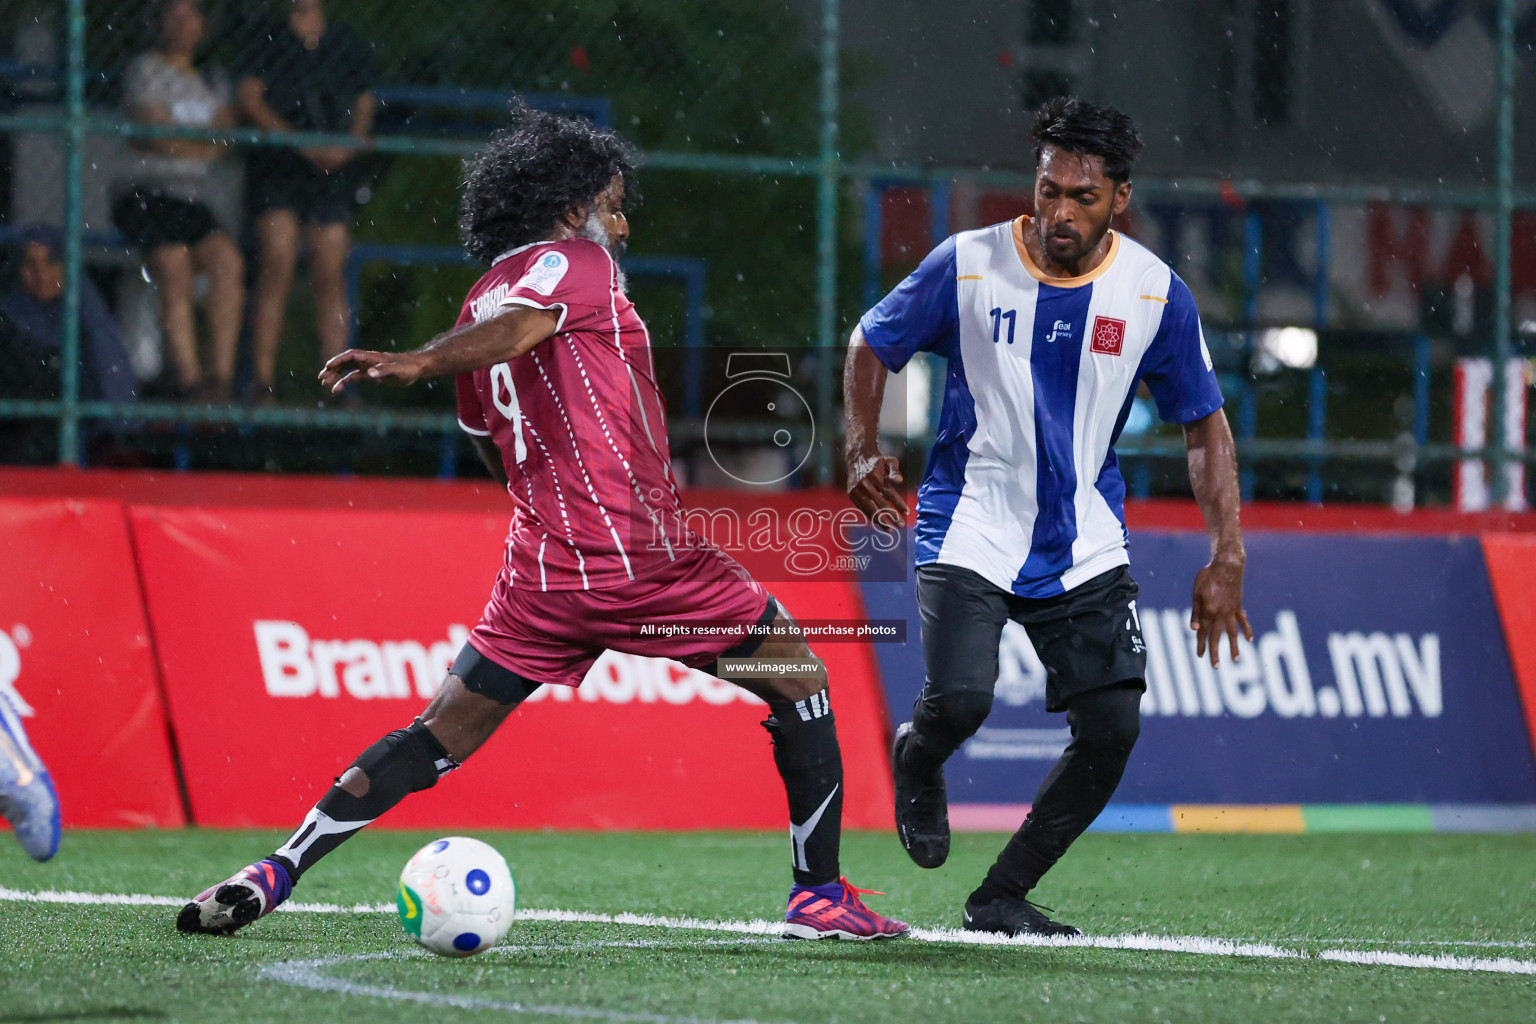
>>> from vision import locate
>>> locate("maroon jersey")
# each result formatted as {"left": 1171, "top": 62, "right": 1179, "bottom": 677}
{"left": 455, "top": 239, "right": 687, "bottom": 590}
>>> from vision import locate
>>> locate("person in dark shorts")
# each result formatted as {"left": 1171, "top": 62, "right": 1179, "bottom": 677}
{"left": 176, "top": 101, "right": 907, "bottom": 943}
{"left": 236, "top": 0, "right": 375, "bottom": 402}
{"left": 844, "top": 97, "right": 1253, "bottom": 937}
{"left": 115, "top": 0, "right": 243, "bottom": 400}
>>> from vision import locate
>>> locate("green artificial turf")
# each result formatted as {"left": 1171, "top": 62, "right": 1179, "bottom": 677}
{"left": 1, "top": 829, "right": 1533, "bottom": 1023}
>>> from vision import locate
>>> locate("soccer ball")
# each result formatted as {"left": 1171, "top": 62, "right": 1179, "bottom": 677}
{"left": 396, "top": 836, "right": 516, "bottom": 957}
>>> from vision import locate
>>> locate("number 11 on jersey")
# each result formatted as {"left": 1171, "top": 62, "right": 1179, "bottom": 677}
{"left": 989, "top": 307, "right": 1017, "bottom": 345}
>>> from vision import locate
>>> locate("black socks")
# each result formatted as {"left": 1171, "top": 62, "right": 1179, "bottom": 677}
{"left": 273, "top": 719, "right": 457, "bottom": 880}
{"left": 762, "top": 688, "right": 843, "bottom": 887}
{"left": 970, "top": 683, "right": 1142, "bottom": 905}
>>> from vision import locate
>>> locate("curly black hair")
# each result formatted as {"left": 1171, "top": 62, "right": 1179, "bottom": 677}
{"left": 459, "top": 99, "right": 637, "bottom": 263}
{"left": 1030, "top": 96, "right": 1143, "bottom": 183}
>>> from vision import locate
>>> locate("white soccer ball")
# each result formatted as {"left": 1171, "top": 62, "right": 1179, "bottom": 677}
{"left": 396, "top": 836, "right": 516, "bottom": 957}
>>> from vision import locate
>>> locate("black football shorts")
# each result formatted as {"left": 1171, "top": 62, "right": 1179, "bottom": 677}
{"left": 915, "top": 562, "right": 1147, "bottom": 712}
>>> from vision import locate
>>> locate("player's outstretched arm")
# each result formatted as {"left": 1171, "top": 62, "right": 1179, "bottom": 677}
{"left": 842, "top": 327, "right": 907, "bottom": 530}
{"left": 1183, "top": 408, "right": 1253, "bottom": 666}
{"left": 318, "top": 305, "right": 563, "bottom": 393}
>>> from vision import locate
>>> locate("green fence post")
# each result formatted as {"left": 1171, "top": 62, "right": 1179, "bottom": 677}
{"left": 1491, "top": 0, "right": 1517, "bottom": 505}
{"left": 814, "top": 0, "right": 841, "bottom": 486}
{"left": 59, "top": 0, "right": 87, "bottom": 465}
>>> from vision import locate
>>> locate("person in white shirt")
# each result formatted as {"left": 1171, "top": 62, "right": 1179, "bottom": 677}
{"left": 115, "top": 0, "right": 243, "bottom": 401}
{"left": 844, "top": 96, "right": 1251, "bottom": 937}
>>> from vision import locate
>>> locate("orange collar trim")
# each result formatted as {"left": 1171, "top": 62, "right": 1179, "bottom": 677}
{"left": 1012, "top": 217, "right": 1120, "bottom": 287}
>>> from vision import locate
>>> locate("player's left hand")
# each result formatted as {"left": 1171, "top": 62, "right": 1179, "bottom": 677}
{"left": 1190, "top": 558, "right": 1253, "bottom": 667}
{"left": 319, "top": 349, "right": 427, "bottom": 393}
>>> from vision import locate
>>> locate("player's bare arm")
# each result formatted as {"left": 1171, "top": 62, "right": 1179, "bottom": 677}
{"left": 318, "top": 304, "right": 562, "bottom": 393}
{"left": 1184, "top": 408, "right": 1253, "bottom": 666}
{"left": 842, "top": 326, "right": 908, "bottom": 530}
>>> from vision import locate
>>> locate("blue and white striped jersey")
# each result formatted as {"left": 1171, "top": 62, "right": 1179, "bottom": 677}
{"left": 860, "top": 217, "right": 1222, "bottom": 598}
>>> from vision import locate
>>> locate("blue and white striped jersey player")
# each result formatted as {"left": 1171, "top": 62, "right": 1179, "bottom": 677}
{"left": 844, "top": 97, "right": 1253, "bottom": 938}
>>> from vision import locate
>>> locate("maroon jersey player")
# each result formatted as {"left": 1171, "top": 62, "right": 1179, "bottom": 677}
{"left": 176, "top": 100, "right": 907, "bottom": 942}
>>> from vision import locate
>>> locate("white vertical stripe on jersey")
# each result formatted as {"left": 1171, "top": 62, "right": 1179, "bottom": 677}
{"left": 1059, "top": 258, "right": 1171, "bottom": 590}
{"left": 937, "top": 224, "right": 1042, "bottom": 589}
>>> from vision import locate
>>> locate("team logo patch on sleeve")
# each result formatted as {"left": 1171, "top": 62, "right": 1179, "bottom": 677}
{"left": 516, "top": 251, "right": 570, "bottom": 296}
{"left": 1090, "top": 315, "right": 1126, "bottom": 356}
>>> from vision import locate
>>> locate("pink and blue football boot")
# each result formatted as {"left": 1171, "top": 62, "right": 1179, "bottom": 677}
{"left": 783, "top": 877, "right": 909, "bottom": 940}
{"left": 177, "top": 858, "right": 294, "bottom": 936}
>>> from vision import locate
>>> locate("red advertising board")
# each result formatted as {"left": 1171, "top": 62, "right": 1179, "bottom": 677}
{"left": 0, "top": 499, "right": 184, "bottom": 828}
{"left": 1480, "top": 534, "right": 1536, "bottom": 759}
{"left": 129, "top": 504, "right": 893, "bottom": 831}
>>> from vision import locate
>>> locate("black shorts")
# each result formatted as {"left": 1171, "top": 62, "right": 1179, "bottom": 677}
{"left": 916, "top": 563, "right": 1146, "bottom": 713}
{"left": 112, "top": 188, "right": 219, "bottom": 249}
{"left": 248, "top": 150, "right": 357, "bottom": 225}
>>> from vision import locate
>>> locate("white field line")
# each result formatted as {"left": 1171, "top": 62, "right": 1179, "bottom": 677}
{"left": 0, "top": 884, "right": 390, "bottom": 914}
{"left": 3, "top": 885, "right": 1533, "bottom": 975}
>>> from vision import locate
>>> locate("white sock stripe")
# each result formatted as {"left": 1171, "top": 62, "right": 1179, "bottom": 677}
{"left": 791, "top": 690, "right": 830, "bottom": 722}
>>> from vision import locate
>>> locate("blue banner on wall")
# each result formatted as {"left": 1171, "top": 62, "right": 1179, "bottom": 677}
{"left": 859, "top": 532, "right": 1536, "bottom": 805}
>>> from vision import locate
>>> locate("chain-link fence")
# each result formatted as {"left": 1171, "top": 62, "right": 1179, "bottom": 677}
{"left": 2, "top": 0, "right": 1535, "bottom": 506}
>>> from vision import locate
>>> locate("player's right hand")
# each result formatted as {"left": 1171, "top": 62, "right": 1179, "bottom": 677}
{"left": 846, "top": 450, "right": 908, "bottom": 532}
{"left": 318, "top": 349, "right": 426, "bottom": 392}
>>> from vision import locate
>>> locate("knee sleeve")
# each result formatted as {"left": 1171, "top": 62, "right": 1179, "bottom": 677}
{"left": 347, "top": 719, "right": 458, "bottom": 804}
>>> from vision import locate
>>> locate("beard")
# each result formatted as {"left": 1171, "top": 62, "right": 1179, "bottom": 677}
{"left": 1036, "top": 219, "right": 1104, "bottom": 267}
{"left": 579, "top": 211, "right": 628, "bottom": 289}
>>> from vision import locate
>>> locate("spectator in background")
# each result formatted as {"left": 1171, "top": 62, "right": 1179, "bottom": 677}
{"left": 114, "top": 0, "right": 244, "bottom": 402}
{"left": 237, "top": 0, "right": 375, "bottom": 404}
{"left": 0, "top": 225, "right": 136, "bottom": 404}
